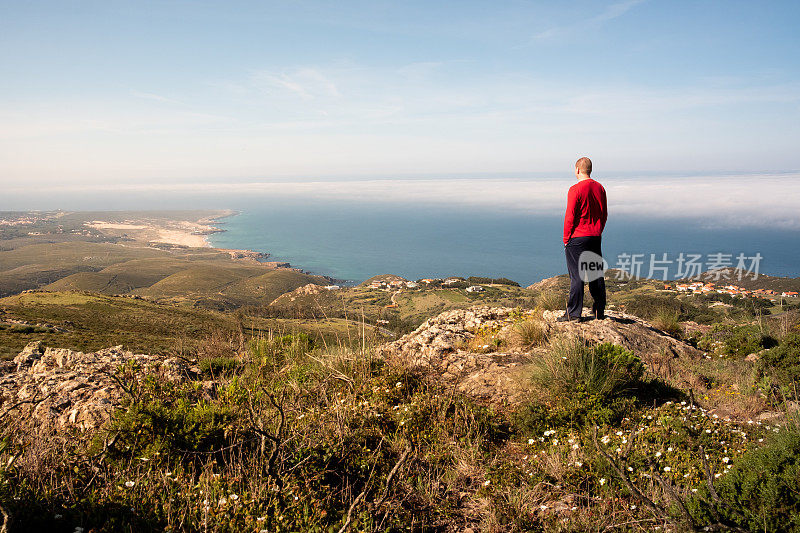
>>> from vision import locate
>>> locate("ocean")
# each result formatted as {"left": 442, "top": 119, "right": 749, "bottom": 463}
{"left": 6, "top": 173, "right": 800, "bottom": 286}
{"left": 208, "top": 197, "right": 800, "bottom": 286}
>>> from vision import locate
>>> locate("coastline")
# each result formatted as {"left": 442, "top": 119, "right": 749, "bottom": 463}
{"left": 86, "top": 209, "right": 237, "bottom": 249}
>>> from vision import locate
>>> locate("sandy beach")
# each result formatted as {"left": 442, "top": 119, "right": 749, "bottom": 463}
{"left": 86, "top": 211, "right": 236, "bottom": 248}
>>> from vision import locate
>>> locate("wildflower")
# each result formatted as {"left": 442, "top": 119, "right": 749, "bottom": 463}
{"left": 571, "top": 506, "right": 578, "bottom": 511}
{"left": 601, "top": 435, "right": 611, "bottom": 444}
{"left": 667, "top": 447, "right": 673, "bottom": 452}
{"left": 663, "top": 467, "right": 671, "bottom": 472}
{"left": 74, "top": 528, "right": 84, "bottom": 533}
{"left": 599, "top": 478, "right": 607, "bottom": 485}
{"left": 540, "top": 504, "right": 548, "bottom": 510}
{"left": 483, "top": 479, "right": 491, "bottom": 486}
{"left": 230, "top": 494, "right": 239, "bottom": 501}
{"left": 630, "top": 505, "right": 637, "bottom": 510}
{"left": 627, "top": 466, "right": 633, "bottom": 472}
{"left": 124, "top": 481, "right": 135, "bottom": 488}
{"left": 528, "top": 438, "right": 535, "bottom": 445}
{"left": 575, "top": 461, "right": 583, "bottom": 467}
{"left": 219, "top": 497, "right": 227, "bottom": 505}
{"left": 54, "top": 514, "right": 63, "bottom": 519}
{"left": 165, "top": 472, "right": 172, "bottom": 476}
{"left": 722, "top": 457, "right": 730, "bottom": 463}
{"left": 395, "top": 381, "right": 402, "bottom": 388}
{"left": 616, "top": 431, "right": 623, "bottom": 436}
{"left": 552, "top": 439, "right": 559, "bottom": 445}
{"left": 655, "top": 451, "right": 662, "bottom": 457}
{"left": 572, "top": 444, "right": 579, "bottom": 449}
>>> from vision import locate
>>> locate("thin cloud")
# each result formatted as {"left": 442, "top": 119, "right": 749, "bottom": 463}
{"left": 531, "top": 0, "right": 645, "bottom": 42}
{"left": 129, "top": 90, "right": 182, "bottom": 105}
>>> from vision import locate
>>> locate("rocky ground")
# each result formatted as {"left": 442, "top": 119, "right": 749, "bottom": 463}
{"left": 378, "top": 306, "right": 702, "bottom": 405}
{"left": 0, "top": 341, "right": 199, "bottom": 431}
{"left": 0, "top": 306, "right": 706, "bottom": 431}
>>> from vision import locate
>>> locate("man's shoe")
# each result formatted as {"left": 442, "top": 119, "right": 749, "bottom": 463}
{"left": 557, "top": 314, "right": 580, "bottom": 322}
{"left": 595, "top": 311, "right": 606, "bottom": 320}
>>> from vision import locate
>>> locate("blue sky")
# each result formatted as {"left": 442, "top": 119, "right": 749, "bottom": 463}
{"left": 1, "top": 1, "right": 799, "bottom": 185}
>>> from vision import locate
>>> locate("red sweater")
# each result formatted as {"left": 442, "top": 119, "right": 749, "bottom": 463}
{"left": 563, "top": 178, "right": 607, "bottom": 244}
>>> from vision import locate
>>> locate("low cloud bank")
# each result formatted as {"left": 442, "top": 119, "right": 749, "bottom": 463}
{"left": 6, "top": 173, "right": 800, "bottom": 230}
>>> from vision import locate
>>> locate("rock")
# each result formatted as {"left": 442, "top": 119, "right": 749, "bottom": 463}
{"left": 1, "top": 343, "right": 194, "bottom": 432}
{"left": 378, "top": 306, "right": 702, "bottom": 406}
{"left": 14, "top": 340, "right": 45, "bottom": 370}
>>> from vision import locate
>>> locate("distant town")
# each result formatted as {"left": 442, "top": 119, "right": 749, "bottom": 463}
{"left": 665, "top": 281, "right": 798, "bottom": 301}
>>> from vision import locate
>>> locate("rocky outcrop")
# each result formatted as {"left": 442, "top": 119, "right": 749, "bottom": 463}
{"left": 0, "top": 341, "right": 194, "bottom": 431}
{"left": 378, "top": 306, "right": 702, "bottom": 405}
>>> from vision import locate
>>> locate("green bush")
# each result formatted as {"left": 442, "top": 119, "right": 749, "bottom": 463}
{"left": 757, "top": 333, "right": 800, "bottom": 397}
{"left": 689, "top": 420, "right": 800, "bottom": 532}
{"left": 528, "top": 340, "right": 648, "bottom": 426}
{"left": 699, "top": 323, "right": 777, "bottom": 357}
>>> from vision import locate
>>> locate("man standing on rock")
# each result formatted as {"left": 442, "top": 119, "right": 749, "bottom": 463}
{"left": 559, "top": 157, "right": 608, "bottom": 321}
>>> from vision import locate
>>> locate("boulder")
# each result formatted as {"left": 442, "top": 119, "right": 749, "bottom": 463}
{"left": 1, "top": 342, "right": 193, "bottom": 431}
{"left": 378, "top": 306, "right": 702, "bottom": 405}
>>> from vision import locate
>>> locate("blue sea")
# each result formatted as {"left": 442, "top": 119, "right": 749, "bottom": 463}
{"left": 208, "top": 198, "right": 800, "bottom": 286}
{"left": 6, "top": 174, "right": 800, "bottom": 286}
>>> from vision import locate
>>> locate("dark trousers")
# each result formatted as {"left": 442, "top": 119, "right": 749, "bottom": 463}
{"left": 565, "top": 236, "right": 606, "bottom": 318}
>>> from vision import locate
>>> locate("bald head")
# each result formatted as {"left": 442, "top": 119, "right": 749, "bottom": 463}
{"left": 575, "top": 157, "right": 592, "bottom": 176}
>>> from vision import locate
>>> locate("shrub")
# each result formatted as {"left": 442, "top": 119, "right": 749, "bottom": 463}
{"left": 699, "top": 324, "right": 777, "bottom": 357}
{"left": 535, "top": 290, "right": 564, "bottom": 311}
{"left": 512, "top": 319, "right": 547, "bottom": 348}
{"left": 528, "top": 339, "right": 648, "bottom": 426}
{"left": 533, "top": 339, "right": 645, "bottom": 399}
{"left": 757, "top": 333, "right": 800, "bottom": 397}
{"left": 651, "top": 306, "right": 682, "bottom": 337}
{"left": 689, "top": 419, "right": 800, "bottom": 532}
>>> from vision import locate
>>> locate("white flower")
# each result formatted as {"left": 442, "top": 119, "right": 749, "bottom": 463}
{"left": 540, "top": 504, "right": 548, "bottom": 510}
{"left": 722, "top": 457, "right": 730, "bottom": 463}
{"left": 616, "top": 431, "right": 623, "bottom": 436}
{"left": 54, "top": 514, "right": 63, "bottom": 519}
{"left": 230, "top": 494, "right": 239, "bottom": 501}
{"left": 574, "top": 461, "right": 583, "bottom": 467}
{"left": 395, "top": 381, "right": 402, "bottom": 388}
{"left": 483, "top": 479, "right": 491, "bottom": 486}
{"left": 219, "top": 497, "right": 227, "bottom": 506}
{"left": 552, "top": 439, "right": 559, "bottom": 445}
{"left": 599, "top": 478, "right": 607, "bottom": 485}
{"left": 572, "top": 444, "right": 579, "bottom": 449}
{"left": 630, "top": 505, "right": 637, "bottom": 510}
{"left": 655, "top": 451, "right": 662, "bottom": 457}
{"left": 528, "top": 438, "right": 535, "bottom": 445}
{"left": 124, "top": 481, "right": 135, "bottom": 488}
{"left": 601, "top": 435, "right": 611, "bottom": 444}
{"left": 627, "top": 466, "right": 633, "bottom": 472}
{"left": 663, "top": 467, "right": 671, "bottom": 472}
{"left": 667, "top": 447, "right": 673, "bottom": 452}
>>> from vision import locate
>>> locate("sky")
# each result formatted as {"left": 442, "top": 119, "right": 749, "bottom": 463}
{"left": 1, "top": 0, "right": 799, "bottom": 187}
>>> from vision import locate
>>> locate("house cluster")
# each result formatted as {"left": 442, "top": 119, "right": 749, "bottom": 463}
{"left": 668, "top": 281, "right": 798, "bottom": 300}
{"left": 368, "top": 279, "right": 419, "bottom": 290}
{"left": 0, "top": 214, "right": 55, "bottom": 226}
